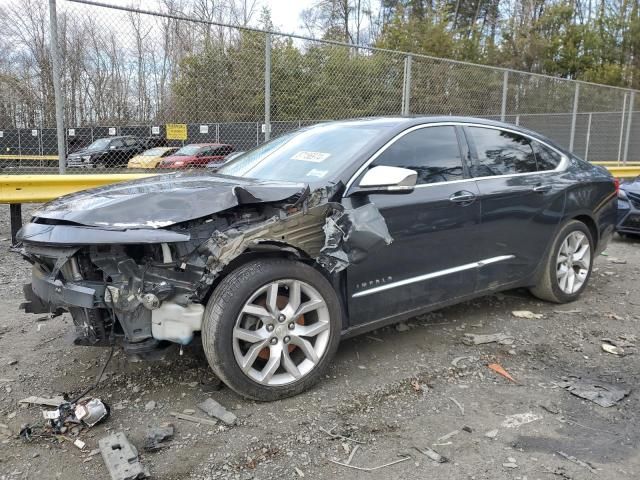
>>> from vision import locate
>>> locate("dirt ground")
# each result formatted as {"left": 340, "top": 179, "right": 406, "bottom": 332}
{"left": 1, "top": 205, "right": 639, "bottom": 480}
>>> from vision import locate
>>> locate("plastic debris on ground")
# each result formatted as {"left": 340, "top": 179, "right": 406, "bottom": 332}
{"left": 487, "top": 363, "right": 517, "bottom": 383}
{"left": 558, "top": 377, "right": 631, "bottom": 407}
{"left": 462, "top": 333, "right": 514, "bottom": 346}
{"left": 501, "top": 412, "right": 542, "bottom": 428}
{"left": 99, "top": 431, "right": 149, "bottom": 480}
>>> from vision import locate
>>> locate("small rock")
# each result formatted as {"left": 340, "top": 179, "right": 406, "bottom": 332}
{"left": 183, "top": 409, "right": 196, "bottom": 415}
{"left": 7, "top": 360, "right": 17, "bottom": 366}
{"left": 145, "top": 401, "right": 156, "bottom": 412}
{"left": 484, "top": 429, "right": 498, "bottom": 439}
{"left": 395, "top": 322, "right": 410, "bottom": 332}
{"left": 503, "top": 462, "right": 518, "bottom": 469}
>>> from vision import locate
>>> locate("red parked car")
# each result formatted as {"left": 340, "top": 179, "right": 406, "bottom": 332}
{"left": 157, "top": 143, "right": 234, "bottom": 169}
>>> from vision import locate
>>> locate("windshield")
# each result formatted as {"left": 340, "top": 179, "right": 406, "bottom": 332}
{"left": 174, "top": 145, "right": 202, "bottom": 156}
{"left": 86, "top": 138, "right": 111, "bottom": 151}
{"left": 218, "top": 124, "right": 385, "bottom": 182}
{"left": 142, "top": 148, "right": 165, "bottom": 156}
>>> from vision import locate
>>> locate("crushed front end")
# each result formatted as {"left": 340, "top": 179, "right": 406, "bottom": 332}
{"left": 16, "top": 173, "right": 392, "bottom": 355}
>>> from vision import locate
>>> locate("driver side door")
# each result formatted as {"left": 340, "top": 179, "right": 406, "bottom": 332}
{"left": 344, "top": 125, "right": 483, "bottom": 326}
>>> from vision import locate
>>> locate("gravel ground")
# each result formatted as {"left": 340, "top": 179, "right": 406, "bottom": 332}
{"left": 1, "top": 204, "right": 639, "bottom": 479}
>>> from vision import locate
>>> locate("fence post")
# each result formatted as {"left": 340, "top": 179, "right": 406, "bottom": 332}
{"left": 501, "top": 70, "right": 508, "bottom": 122}
{"left": 623, "top": 91, "right": 634, "bottom": 165}
{"left": 401, "top": 55, "right": 412, "bottom": 116}
{"left": 617, "top": 94, "right": 627, "bottom": 164}
{"left": 569, "top": 83, "right": 579, "bottom": 152}
{"left": 584, "top": 112, "right": 592, "bottom": 162}
{"left": 49, "top": 0, "right": 66, "bottom": 174}
{"left": 264, "top": 33, "right": 271, "bottom": 142}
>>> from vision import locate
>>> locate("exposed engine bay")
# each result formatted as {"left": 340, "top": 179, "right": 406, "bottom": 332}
{"left": 17, "top": 173, "right": 391, "bottom": 354}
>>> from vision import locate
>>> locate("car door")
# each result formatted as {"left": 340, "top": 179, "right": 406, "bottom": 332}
{"left": 103, "top": 138, "right": 125, "bottom": 167}
{"left": 463, "top": 125, "right": 566, "bottom": 288}
{"left": 344, "top": 124, "right": 482, "bottom": 325}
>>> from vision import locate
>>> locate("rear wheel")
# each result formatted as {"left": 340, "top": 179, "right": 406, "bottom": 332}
{"left": 530, "top": 220, "right": 594, "bottom": 303}
{"left": 201, "top": 258, "right": 342, "bottom": 401}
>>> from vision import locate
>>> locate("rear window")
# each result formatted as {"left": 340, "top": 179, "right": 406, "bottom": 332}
{"left": 533, "top": 141, "right": 563, "bottom": 170}
{"left": 467, "top": 127, "right": 537, "bottom": 176}
{"left": 143, "top": 148, "right": 164, "bottom": 156}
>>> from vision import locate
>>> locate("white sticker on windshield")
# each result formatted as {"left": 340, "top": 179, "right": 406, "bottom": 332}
{"left": 291, "top": 151, "right": 331, "bottom": 163}
{"left": 306, "top": 169, "right": 328, "bottom": 178}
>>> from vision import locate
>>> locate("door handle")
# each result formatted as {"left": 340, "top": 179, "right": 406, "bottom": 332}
{"left": 533, "top": 184, "right": 552, "bottom": 193}
{"left": 449, "top": 191, "right": 476, "bottom": 204}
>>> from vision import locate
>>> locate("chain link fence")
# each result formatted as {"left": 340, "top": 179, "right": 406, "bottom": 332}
{"left": 0, "top": 0, "right": 638, "bottom": 174}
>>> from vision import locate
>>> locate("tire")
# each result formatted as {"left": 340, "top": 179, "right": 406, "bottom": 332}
{"left": 530, "top": 220, "right": 594, "bottom": 303}
{"left": 201, "top": 258, "right": 342, "bottom": 401}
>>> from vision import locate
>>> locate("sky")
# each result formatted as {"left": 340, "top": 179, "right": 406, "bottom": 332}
{"left": 79, "top": 0, "right": 316, "bottom": 35}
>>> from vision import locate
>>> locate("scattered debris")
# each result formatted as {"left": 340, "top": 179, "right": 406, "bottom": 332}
{"left": 144, "top": 401, "right": 156, "bottom": 412}
{"left": 451, "top": 356, "right": 478, "bottom": 368}
{"left": 553, "top": 309, "right": 582, "bottom": 314}
{"left": 484, "top": 429, "right": 498, "bottom": 439}
{"left": 74, "top": 439, "right": 86, "bottom": 450}
{"left": 7, "top": 359, "right": 17, "bottom": 366}
{"left": 414, "top": 446, "right": 448, "bottom": 463}
{"left": 319, "top": 426, "right": 365, "bottom": 444}
{"left": 539, "top": 401, "right": 561, "bottom": 414}
{"left": 437, "top": 430, "right": 459, "bottom": 442}
{"left": 75, "top": 398, "right": 109, "bottom": 427}
{"left": 487, "top": 363, "right": 517, "bottom": 383}
{"left": 328, "top": 454, "right": 410, "bottom": 472}
{"left": 169, "top": 411, "right": 218, "bottom": 427}
{"left": 512, "top": 310, "right": 543, "bottom": 319}
{"left": 410, "top": 378, "right": 422, "bottom": 392}
{"left": 558, "top": 377, "right": 631, "bottom": 407}
{"left": 197, "top": 398, "right": 237, "bottom": 425}
{"left": 462, "top": 333, "right": 514, "bottom": 346}
{"left": 345, "top": 444, "right": 360, "bottom": 465}
{"left": 449, "top": 397, "right": 464, "bottom": 415}
{"left": 294, "top": 466, "right": 305, "bottom": 477}
{"left": 557, "top": 451, "right": 598, "bottom": 473}
{"left": 606, "top": 312, "right": 624, "bottom": 320}
{"left": 501, "top": 412, "right": 542, "bottom": 428}
{"left": 99, "top": 432, "right": 149, "bottom": 480}
{"left": 395, "top": 322, "right": 410, "bottom": 332}
{"left": 182, "top": 409, "right": 196, "bottom": 415}
{"left": 461, "top": 425, "right": 472, "bottom": 433}
{"left": 19, "top": 396, "right": 65, "bottom": 407}
{"left": 144, "top": 423, "right": 174, "bottom": 452}
{"left": 602, "top": 343, "right": 625, "bottom": 356}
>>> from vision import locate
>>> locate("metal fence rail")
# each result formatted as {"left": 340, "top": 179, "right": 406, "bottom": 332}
{"left": 0, "top": 0, "right": 638, "bottom": 174}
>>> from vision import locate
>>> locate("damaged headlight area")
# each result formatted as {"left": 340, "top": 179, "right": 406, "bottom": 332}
{"left": 17, "top": 184, "right": 392, "bottom": 354}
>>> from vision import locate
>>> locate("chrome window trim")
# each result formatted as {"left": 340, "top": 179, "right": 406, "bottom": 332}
{"left": 351, "top": 254, "right": 515, "bottom": 298}
{"left": 344, "top": 121, "right": 569, "bottom": 194}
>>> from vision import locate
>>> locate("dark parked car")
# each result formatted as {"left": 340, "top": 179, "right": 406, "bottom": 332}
{"left": 67, "top": 136, "right": 147, "bottom": 168}
{"left": 17, "top": 117, "right": 616, "bottom": 401}
{"left": 616, "top": 177, "right": 640, "bottom": 235}
{"left": 158, "top": 143, "right": 234, "bottom": 169}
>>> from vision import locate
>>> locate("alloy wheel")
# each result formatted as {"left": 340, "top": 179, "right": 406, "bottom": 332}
{"left": 556, "top": 231, "right": 591, "bottom": 294}
{"left": 232, "top": 279, "right": 331, "bottom": 386}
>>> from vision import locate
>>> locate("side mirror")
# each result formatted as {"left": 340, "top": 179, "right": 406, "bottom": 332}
{"left": 356, "top": 165, "right": 417, "bottom": 193}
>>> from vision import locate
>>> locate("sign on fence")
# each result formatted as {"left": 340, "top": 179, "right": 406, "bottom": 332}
{"left": 166, "top": 123, "right": 188, "bottom": 140}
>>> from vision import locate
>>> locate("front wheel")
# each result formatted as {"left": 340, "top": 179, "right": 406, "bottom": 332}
{"left": 201, "top": 258, "right": 342, "bottom": 401}
{"left": 530, "top": 220, "right": 594, "bottom": 303}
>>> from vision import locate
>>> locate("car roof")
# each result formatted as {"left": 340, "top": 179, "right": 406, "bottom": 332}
{"left": 315, "top": 116, "right": 568, "bottom": 155}
{"left": 184, "top": 143, "right": 232, "bottom": 147}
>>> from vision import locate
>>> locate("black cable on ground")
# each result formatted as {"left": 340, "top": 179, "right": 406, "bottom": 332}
{"left": 69, "top": 344, "right": 115, "bottom": 404}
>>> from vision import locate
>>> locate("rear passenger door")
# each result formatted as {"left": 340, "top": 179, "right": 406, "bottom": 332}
{"left": 464, "top": 126, "right": 566, "bottom": 288}
{"left": 345, "top": 125, "right": 482, "bottom": 324}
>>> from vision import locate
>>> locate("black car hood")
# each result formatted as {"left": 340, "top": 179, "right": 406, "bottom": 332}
{"left": 32, "top": 172, "right": 308, "bottom": 229}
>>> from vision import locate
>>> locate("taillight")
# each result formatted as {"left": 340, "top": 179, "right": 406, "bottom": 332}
{"left": 614, "top": 178, "right": 620, "bottom": 194}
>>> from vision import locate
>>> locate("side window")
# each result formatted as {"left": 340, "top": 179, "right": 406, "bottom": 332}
{"left": 467, "top": 127, "right": 537, "bottom": 176}
{"left": 110, "top": 139, "right": 124, "bottom": 148}
{"left": 123, "top": 138, "right": 137, "bottom": 147}
{"left": 211, "top": 147, "right": 229, "bottom": 156}
{"left": 370, "top": 126, "right": 464, "bottom": 184}
{"left": 533, "top": 141, "right": 562, "bottom": 170}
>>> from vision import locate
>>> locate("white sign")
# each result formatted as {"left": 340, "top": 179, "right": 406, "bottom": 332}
{"left": 261, "top": 124, "right": 271, "bottom": 134}
{"left": 108, "top": 127, "right": 116, "bottom": 136}
{"left": 68, "top": 128, "right": 75, "bottom": 137}
{"left": 151, "top": 126, "right": 160, "bottom": 135}
{"left": 291, "top": 151, "right": 331, "bottom": 163}
{"left": 31, "top": 129, "right": 38, "bottom": 137}
{"left": 199, "top": 124, "right": 209, "bottom": 134}
{"left": 0, "top": 131, "right": 3, "bottom": 138}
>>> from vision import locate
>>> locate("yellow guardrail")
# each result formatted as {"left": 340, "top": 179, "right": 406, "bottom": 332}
{"left": 0, "top": 174, "right": 155, "bottom": 203}
{"left": 0, "top": 155, "right": 58, "bottom": 161}
{"left": 0, "top": 164, "right": 638, "bottom": 206}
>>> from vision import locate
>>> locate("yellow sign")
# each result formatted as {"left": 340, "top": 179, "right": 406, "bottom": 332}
{"left": 166, "top": 123, "right": 188, "bottom": 141}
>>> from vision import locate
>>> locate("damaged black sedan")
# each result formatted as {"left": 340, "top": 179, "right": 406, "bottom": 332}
{"left": 17, "top": 117, "right": 616, "bottom": 400}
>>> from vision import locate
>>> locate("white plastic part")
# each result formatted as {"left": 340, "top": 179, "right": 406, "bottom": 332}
{"left": 151, "top": 302, "right": 204, "bottom": 345}
{"left": 161, "top": 243, "right": 172, "bottom": 263}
